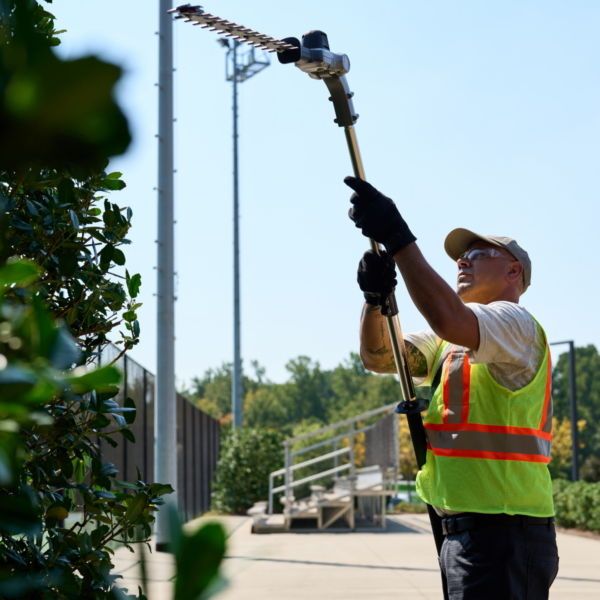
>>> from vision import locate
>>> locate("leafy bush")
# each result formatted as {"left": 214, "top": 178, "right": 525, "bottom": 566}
{"left": 393, "top": 502, "right": 427, "bottom": 514}
{"left": 0, "top": 258, "right": 174, "bottom": 598}
{"left": 211, "top": 429, "right": 283, "bottom": 514}
{"left": 580, "top": 455, "right": 600, "bottom": 483}
{"left": 553, "top": 479, "right": 600, "bottom": 532}
{"left": 0, "top": 3, "right": 174, "bottom": 598}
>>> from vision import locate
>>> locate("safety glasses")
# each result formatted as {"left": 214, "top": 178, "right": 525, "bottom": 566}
{"left": 458, "top": 248, "right": 513, "bottom": 262}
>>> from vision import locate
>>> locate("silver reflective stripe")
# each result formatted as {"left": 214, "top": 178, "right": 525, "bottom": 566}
{"left": 427, "top": 429, "right": 551, "bottom": 458}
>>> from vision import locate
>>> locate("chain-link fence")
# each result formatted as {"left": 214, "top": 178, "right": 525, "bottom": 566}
{"left": 99, "top": 345, "right": 219, "bottom": 520}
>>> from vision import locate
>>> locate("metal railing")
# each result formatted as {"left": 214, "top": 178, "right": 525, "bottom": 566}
{"left": 268, "top": 402, "right": 398, "bottom": 515}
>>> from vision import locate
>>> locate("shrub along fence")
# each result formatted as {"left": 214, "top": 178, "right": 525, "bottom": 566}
{"left": 553, "top": 479, "right": 600, "bottom": 532}
{"left": 100, "top": 344, "right": 220, "bottom": 520}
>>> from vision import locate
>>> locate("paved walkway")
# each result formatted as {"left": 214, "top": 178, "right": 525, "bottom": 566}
{"left": 114, "top": 515, "right": 600, "bottom": 600}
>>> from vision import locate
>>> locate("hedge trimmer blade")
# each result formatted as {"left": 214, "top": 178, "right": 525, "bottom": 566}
{"left": 168, "top": 4, "right": 299, "bottom": 53}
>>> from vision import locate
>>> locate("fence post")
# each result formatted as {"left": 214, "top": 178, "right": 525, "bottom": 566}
{"left": 268, "top": 473, "right": 274, "bottom": 515}
{"left": 333, "top": 438, "right": 338, "bottom": 471}
{"left": 284, "top": 444, "right": 291, "bottom": 521}
{"left": 349, "top": 422, "right": 355, "bottom": 479}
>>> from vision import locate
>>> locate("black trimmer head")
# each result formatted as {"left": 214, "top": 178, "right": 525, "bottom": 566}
{"left": 278, "top": 30, "right": 350, "bottom": 80}
{"left": 278, "top": 30, "right": 357, "bottom": 128}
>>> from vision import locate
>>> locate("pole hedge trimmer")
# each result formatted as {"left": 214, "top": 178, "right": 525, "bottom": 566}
{"left": 169, "top": 3, "right": 447, "bottom": 592}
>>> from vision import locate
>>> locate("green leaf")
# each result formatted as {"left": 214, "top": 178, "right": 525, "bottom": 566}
{"left": 113, "top": 248, "right": 125, "bottom": 266}
{"left": 149, "top": 483, "right": 175, "bottom": 497}
{"left": 49, "top": 326, "right": 80, "bottom": 369}
{"left": 94, "top": 490, "right": 116, "bottom": 501}
{"left": 127, "top": 273, "right": 141, "bottom": 298}
{"left": 80, "top": 531, "right": 92, "bottom": 555}
{"left": 57, "top": 250, "right": 77, "bottom": 277}
{"left": 25, "top": 199, "right": 38, "bottom": 216}
{"left": 133, "top": 320, "right": 140, "bottom": 338}
{"left": 112, "top": 413, "right": 126, "bottom": 428}
{"left": 70, "top": 209, "right": 79, "bottom": 230}
{"left": 0, "top": 493, "right": 41, "bottom": 535}
{"left": 46, "top": 506, "right": 68, "bottom": 520}
{"left": 124, "top": 397, "right": 136, "bottom": 425}
{"left": 101, "top": 178, "right": 126, "bottom": 191}
{"left": 0, "top": 260, "right": 38, "bottom": 288}
{"left": 105, "top": 172, "right": 123, "bottom": 180}
{"left": 100, "top": 243, "right": 115, "bottom": 265}
{"left": 0, "top": 18, "right": 131, "bottom": 171}
{"left": 125, "top": 492, "right": 148, "bottom": 522}
{"left": 57, "top": 178, "right": 75, "bottom": 204}
{"left": 68, "top": 365, "right": 121, "bottom": 394}
{"left": 114, "top": 480, "right": 142, "bottom": 490}
{"left": 174, "top": 521, "right": 227, "bottom": 600}
{"left": 0, "top": 366, "right": 38, "bottom": 400}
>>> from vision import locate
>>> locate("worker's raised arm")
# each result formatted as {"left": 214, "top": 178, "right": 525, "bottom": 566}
{"left": 346, "top": 177, "right": 480, "bottom": 351}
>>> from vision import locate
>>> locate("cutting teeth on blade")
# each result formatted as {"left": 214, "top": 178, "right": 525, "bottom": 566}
{"left": 171, "top": 5, "right": 298, "bottom": 52}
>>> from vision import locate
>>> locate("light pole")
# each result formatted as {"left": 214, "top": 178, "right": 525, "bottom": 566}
{"left": 155, "top": 0, "right": 177, "bottom": 551}
{"left": 217, "top": 39, "right": 269, "bottom": 430}
{"left": 550, "top": 341, "right": 578, "bottom": 481}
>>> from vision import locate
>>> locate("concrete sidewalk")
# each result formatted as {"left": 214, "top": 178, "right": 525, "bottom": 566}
{"left": 114, "top": 515, "right": 600, "bottom": 600}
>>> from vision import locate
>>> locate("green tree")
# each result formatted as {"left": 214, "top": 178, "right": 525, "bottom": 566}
{"left": 552, "top": 345, "right": 600, "bottom": 473}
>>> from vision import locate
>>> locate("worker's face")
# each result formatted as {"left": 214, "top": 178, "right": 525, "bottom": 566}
{"left": 456, "top": 241, "right": 522, "bottom": 303}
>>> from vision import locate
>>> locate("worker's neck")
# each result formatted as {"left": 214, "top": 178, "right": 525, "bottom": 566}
{"left": 482, "top": 288, "right": 520, "bottom": 305}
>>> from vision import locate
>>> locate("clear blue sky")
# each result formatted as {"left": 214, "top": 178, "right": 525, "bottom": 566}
{"left": 52, "top": 1, "right": 600, "bottom": 384}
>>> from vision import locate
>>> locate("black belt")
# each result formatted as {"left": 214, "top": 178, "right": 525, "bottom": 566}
{"left": 441, "top": 513, "right": 554, "bottom": 536}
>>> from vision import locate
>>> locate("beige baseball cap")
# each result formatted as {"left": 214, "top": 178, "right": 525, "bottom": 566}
{"left": 444, "top": 228, "right": 532, "bottom": 293}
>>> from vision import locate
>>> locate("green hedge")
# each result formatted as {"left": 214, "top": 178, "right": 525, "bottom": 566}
{"left": 553, "top": 479, "right": 600, "bottom": 532}
{"left": 212, "top": 428, "right": 283, "bottom": 514}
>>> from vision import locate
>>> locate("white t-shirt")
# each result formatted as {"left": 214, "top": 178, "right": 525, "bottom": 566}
{"left": 405, "top": 301, "right": 546, "bottom": 516}
{"left": 405, "top": 301, "right": 545, "bottom": 392}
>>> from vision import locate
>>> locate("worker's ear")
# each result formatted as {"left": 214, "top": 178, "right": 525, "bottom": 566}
{"left": 507, "top": 261, "right": 524, "bottom": 286}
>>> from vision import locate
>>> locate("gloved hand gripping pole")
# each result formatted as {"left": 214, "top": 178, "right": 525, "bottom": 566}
{"left": 170, "top": 7, "right": 446, "bottom": 587}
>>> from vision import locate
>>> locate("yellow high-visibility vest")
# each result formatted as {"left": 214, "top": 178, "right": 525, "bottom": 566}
{"left": 416, "top": 317, "right": 555, "bottom": 517}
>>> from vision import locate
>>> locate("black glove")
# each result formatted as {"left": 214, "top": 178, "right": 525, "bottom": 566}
{"left": 358, "top": 249, "right": 397, "bottom": 305}
{"left": 345, "top": 176, "right": 416, "bottom": 256}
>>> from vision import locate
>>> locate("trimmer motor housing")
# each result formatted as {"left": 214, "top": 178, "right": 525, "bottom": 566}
{"left": 278, "top": 30, "right": 358, "bottom": 128}
{"left": 278, "top": 30, "right": 350, "bottom": 80}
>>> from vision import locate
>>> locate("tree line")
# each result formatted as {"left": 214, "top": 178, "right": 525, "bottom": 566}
{"left": 187, "top": 345, "right": 600, "bottom": 482}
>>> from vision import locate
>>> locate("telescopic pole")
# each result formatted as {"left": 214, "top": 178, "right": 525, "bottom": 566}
{"left": 344, "top": 122, "right": 446, "bottom": 550}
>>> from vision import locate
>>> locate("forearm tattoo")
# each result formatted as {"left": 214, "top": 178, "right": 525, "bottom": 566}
{"left": 365, "top": 304, "right": 428, "bottom": 377}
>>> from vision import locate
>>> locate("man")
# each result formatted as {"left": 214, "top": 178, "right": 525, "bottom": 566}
{"left": 345, "top": 176, "right": 559, "bottom": 600}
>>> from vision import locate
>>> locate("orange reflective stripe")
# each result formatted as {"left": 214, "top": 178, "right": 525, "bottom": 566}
{"left": 461, "top": 353, "right": 471, "bottom": 423}
{"left": 424, "top": 422, "right": 553, "bottom": 441}
{"left": 428, "top": 445, "right": 551, "bottom": 464}
{"left": 539, "top": 347, "right": 552, "bottom": 432}
{"left": 442, "top": 347, "right": 455, "bottom": 424}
